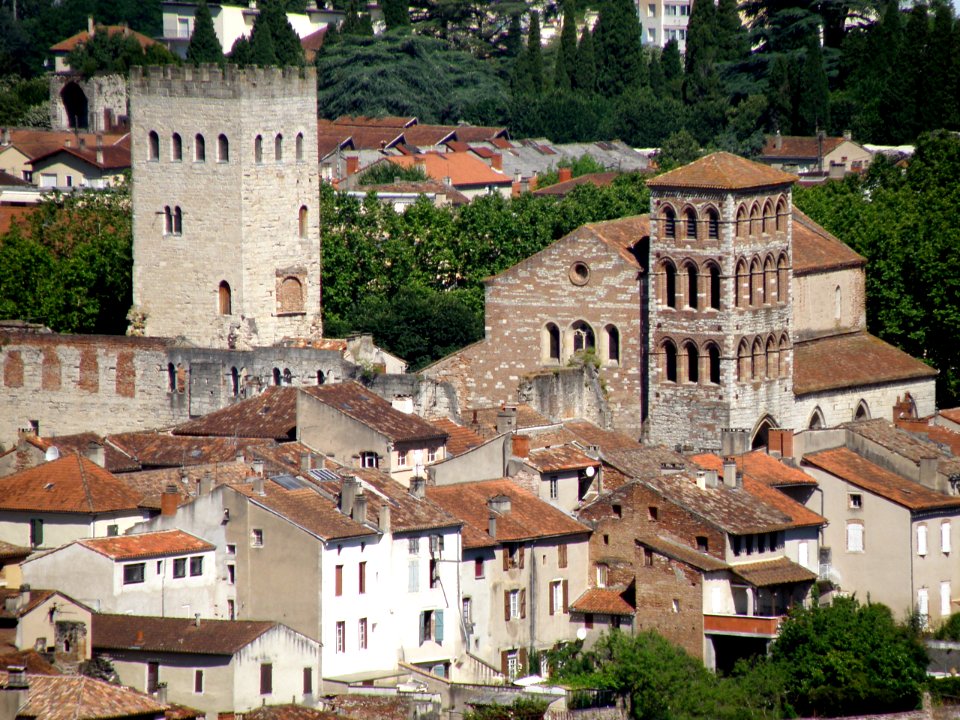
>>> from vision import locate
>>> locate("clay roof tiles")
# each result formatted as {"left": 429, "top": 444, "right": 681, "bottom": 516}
{"left": 30, "top": 144, "right": 130, "bottom": 171}
{"left": 0, "top": 170, "right": 30, "bottom": 186}
{"left": 760, "top": 135, "right": 847, "bottom": 159}
{"left": 569, "top": 587, "right": 635, "bottom": 615}
{"left": 107, "top": 432, "right": 269, "bottom": 470}
{"left": 840, "top": 418, "right": 960, "bottom": 478}
{"left": 118, "top": 462, "right": 255, "bottom": 509}
{"left": 172, "top": 386, "right": 298, "bottom": 440}
{"left": 731, "top": 556, "right": 817, "bottom": 587}
{"left": 428, "top": 418, "right": 484, "bottom": 456}
{"left": 468, "top": 406, "right": 555, "bottom": 439}
{"left": 793, "top": 331, "right": 936, "bottom": 395}
{"left": 387, "top": 152, "right": 511, "bottom": 188}
{"left": 301, "top": 382, "right": 447, "bottom": 444}
{"left": 77, "top": 530, "right": 214, "bottom": 561}
{"left": 8, "top": 672, "right": 168, "bottom": 720}
{"left": 803, "top": 447, "right": 960, "bottom": 512}
{"left": 692, "top": 451, "right": 817, "bottom": 487}
{"left": 533, "top": 172, "right": 621, "bottom": 196}
{"left": 0, "top": 649, "right": 60, "bottom": 675}
{"left": 50, "top": 25, "right": 158, "bottom": 52}
{"left": 636, "top": 533, "right": 729, "bottom": 572}
{"left": 29, "top": 433, "right": 140, "bottom": 473}
{"left": 427, "top": 479, "right": 590, "bottom": 549}
{"left": 0, "top": 589, "right": 57, "bottom": 619}
{"left": 940, "top": 408, "right": 960, "bottom": 425}
{"left": 526, "top": 445, "right": 598, "bottom": 473}
{"left": 647, "top": 151, "right": 797, "bottom": 191}
{"left": 0, "top": 540, "right": 30, "bottom": 561}
{"left": 791, "top": 208, "right": 865, "bottom": 275}
{"left": 0, "top": 453, "right": 142, "bottom": 514}
{"left": 242, "top": 705, "right": 344, "bottom": 720}
{"left": 92, "top": 614, "right": 277, "bottom": 656}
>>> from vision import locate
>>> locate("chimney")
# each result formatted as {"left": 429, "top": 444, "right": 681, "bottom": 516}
{"left": 442, "top": 176, "right": 452, "bottom": 187}
{"left": 65, "top": 139, "right": 72, "bottom": 148}
{"left": 695, "top": 470, "right": 707, "bottom": 490}
{"left": 160, "top": 484, "right": 179, "bottom": 517}
{"left": 767, "top": 428, "right": 794, "bottom": 458}
{"left": 720, "top": 428, "right": 749, "bottom": 457}
{"left": 194, "top": 613, "right": 200, "bottom": 628}
{"left": 83, "top": 441, "right": 105, "bottom": 467}
{"left": 391, "top": 396, "right": 414, "bottom": 414}
{"left": 558, "top": 167, "right": 573, "bottom": 183}
{"left": 96, "top": 146, "right": 103, "bottom": 165}
{"left": 300, "top": 453, "right": 312, "bottom": 473}
{"left": 705, "top": 469, "right": 719, "bottom": 488}
{"left": 19, "top": 585, "right": 30, "bottom": 610}
{"left": 495, "top": 406, "right": 517, "bottom": 435}
{"left": 512, "top": 434, "right": 530, "bottom": 459}
{"left": 723, "top": 457, "right": 737, "bottom": 487}
{"left": 775, "top": 130, "right": 782, "bottom": 150}
{"left": 379, "top": 503, "right": 391, "bottom": 532}
{"left": 96, "top": 133, "right": 103, "bottom": 149}
{"left": 352, "top": 490, "right": 367, "bottom": 523}
{"left": 253, "top": 476, "right": 265, "bottom": 496}
{"left": 252, "top": 460, "right": 264, "bottom": 477}
{"left": 491, "top": 153, "right": 503, "bottom": 171}
{"left": 340, "top": 477, "right": 358, "bottom": 515}
{"left": 409, "top": 477, "right": 425, "bottom": 500}
{"left": 345, "top": 156, "right": 359, "bottom": 176}
{"left": 919, "top": 456, "right": 939, "bottom": 489}
{"left": 1, "top": 128, "right": 9, "bottom": 146}
{"left": 155, "top": 684, "right": 167, "bottom": 704}
{"left": 6, "top": 666, "right": 27, "bottom": 689}
{"left": 199, "top": 472, "right": 213, "bottom": 496}
{"left": 487, "top": 494, "right": 511, "bottom": 514}
{"left": 488, "top": 512, "right": 496, "bottom": 539}
{"left": 843, "top": 129, "right": 852, "bottom": 141}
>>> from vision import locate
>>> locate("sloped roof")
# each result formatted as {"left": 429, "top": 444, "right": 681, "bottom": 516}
{"left": 0, "top": 589, "right": 57, "bottom": 619}
{"left": 647, "top": 152, "right": 797, "bottom": 191}
{"left": 793, "top": 331, "right": 936, "bottom": 395}
{"left": 243, "top": 706, "right": 343, "bottom": 720}
{"left": 635, "top": 533, "right": 729, "bottom": 572}
{"left": 760, "top": 135, "right": 848, "bottom": 160}
{"left": 50, "top": 25, "right": 157, "bottom": 52}
{"left": 0, "top": 649, "right": 60, "bottom": 675}
{"left": 78, "top": 530, "right": 213, "bottom": 561}
{"left": 0, "top": 540, "right": 31, "bottom": 561}
{"left": 2, "top": 129, "right": 128, "bottom": 162}
{"left": 468, "top": 406, "right": 555, "bottom": 439}
{"left": 0, "top": 453, "right": 142, "bottom": 514}
{"left": 26, "top": 433, "right": 139, "bottom": 473}
{"left": 579, "top": 215, "right": 650, "bottom": 268}
{"left": 388, "top": 152, "right": 511, "bottom": 188}
{"left": 563, "top": 420, "right": 642, "bottom": 453}
{"left": 0, "top": 205, "right": 37, "bottom": 235}
{"left": 107, "top": 432, "right": 268, "bottom": 469}
{"left": 428, "top": 418, "right": 484, "bottom": 456}
{"left": 791, "top": 208, "right": 865, "bottom": 275}
{"left": 30, "top": 144, "right": 130, "bottom": 171}
{"left": 301, "top": 382, "right": 447, "bottom": 444}
{"left": 118, "top": 462, "right": 255, "bottom": 510}
{"left": 526, "top": 445, "right": 598, "bottom": 473}
{"left": 803, "top": 447, "right": 960, "bottom": 512}
{"left": 0, "top": 170, "right": 30, "bottom": 186}
{"left": 92, "top": 614, "right": 278, "bottom": 655}
{"left": 569, "top": 587, "right": 635, "bottom": 615}
{"left": 731, "top": 556, "right": 817, "bottom": 587}
{"left": 841, "top": 418, "right": 960, "bottom": 478}
{"left": 427, "top": 479, "right": 590, "bottom": 548}
{"left": 172, "top": 387, "right": 297, "bottom": 440}
{"left": 940, "top": 408, "right": 960, "bottom": 425}
{"left": 533, "top": 172, "right": 621, "bottom": 196}
{"left": 692, "top": 451, "right": 817, "bottom": 487}
{"left": 9, "top": 673, "right": 168, "bottom": 720}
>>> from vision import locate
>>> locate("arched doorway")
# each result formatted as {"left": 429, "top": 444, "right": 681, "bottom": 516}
{"left": 60, "top": 82, "right": 89, "bottom": 129}
{"left": 751, "top": 415, "right": 778, "bottom": 449}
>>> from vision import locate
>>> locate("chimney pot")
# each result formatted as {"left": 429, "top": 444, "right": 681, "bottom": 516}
{"left": 340, "top": 477, "right": 358, "bottom": 515}
{"left": 300, "top": 453, "right": 312, "bottom": 473}
{"left": 488, "top": 512, "right": 496, "bottom": 538}
{"left": 723, "top": 457, "right": 737, "bottom": 487}
{"left": 379, "top": 503, "right": 391, "bottom": 532}
{"left": 352, "top": 490, "right": 368, "bottom": 523}
{"left": 252, "top": 460, "right": 264, "bottom": 477}
{"left": 558, "top": 167, "right": 573, "bottom": 183}
{"left": 253, "top": 477, "right": 265, "bottom": 496}
{"left": 409, "top": 477, "right": 425, "bottom": 500}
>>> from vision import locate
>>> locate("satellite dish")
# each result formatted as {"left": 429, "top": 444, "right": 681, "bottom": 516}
{"left": 576, "top": 628, "right": 588, "bottom": 641}
{"left": 44, "top": 447, "right": 60, "bottom": 462}
{"left": 585, "top": 466, "right": 596, "bottom": 478}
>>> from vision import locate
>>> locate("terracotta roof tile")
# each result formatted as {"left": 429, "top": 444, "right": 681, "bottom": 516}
{"left": 576, "top": 215, "right": 650, "bottom": 269}
{"left": 243, "top": 705, "right": 344, "bottom": 720}
{"left": 0, "top": 170, "right": 30, "bottom": 186}
{"left": 601, "top": 445, "right": 693, "bottom": 479}
{"left": 467, "top": 405, "right": 556, "bottom": 439}
{"left": 78, "top": 530, "right": 213, "bottom": 560}
{"left": 428, "top": 418, "right": 484, "bottom": 456}
{"left": 30, "top": 144, "right": 130, "bottom": 171}
{"left": 731, "top": 556, "right": 817, "bottom": 587}
{"left": 792, "top": 208, "right": 865, "bottom": 275}
{"left": 793, "top": 331, "right": 936, "bottom": 395}
{"left": 427, "top": 479, "right": 589, "bottom": 548}
{"left": 692, "top": 451, "right": 817, "bottom": 487}
{"left": 92, "top": 614, "right": 277, "bottom": 655}
{"left": 0, "top": 589, "right": 57, "bottom": 619}
{"left": 331, "top": 116, "right": 418, "bottom": 129}
{"left": 760, "top": 135, "right": 846, "bottom": 160}
{"left": 28, "top": 433, "right": 139, "bottom": 473}
{"left": 50, "top": 25, "right": 157, "bottom": 52}
{"left": 449, "top": 125, "right": 508, "bottom": 143}
{"left": 107, "top": 432, "right": 269, "bottom": 469}
{"left": 0, "top": 453, "right": 142, "bottom": 513}
{"left": 526, "top": 445, "right": 598, "bottom": 473}
{"left": 940, "top": 408, "right": 960, "bottom": 425}
{"left": 301, "top": 382, "right": 447, "bottom": 444}
{"left": 635, "top": 533, "right": 729, "bottom": 572}
{"left": 118, "top": 461, "right": 255, "bottom": 509}
{"left": 172, "top": 387, "right": 298, "bottom": 440}
{"left": 647, "top": 152, "right": 797, "bottom": 191}
{"left": 326, "top": 695, "right": 408, "bottom": 720}
{"left": 840, "top": 418, "right": 960, "bottom": 478}
{"left": 569, "top": 587, "right": 634, "bottom": 615}
{"left": 802, "top": 447, "right": 960, "bottom": 511}
{"left": 0, "top": 540, "right": 31, "bottom": 561}
{"left": 8, "top": 672, "right": 168, "bottom": 720}
{"left": 533, "top": 172, "right": 621, "bottom": 196}
{"left": 388, "top": 151, "right": 511, "bottom": 188}
{"left": 490, "top": 137, "right": 514, "bottom": 150}
{"left": 0, "top": 649, "right": 60, "bottom": 675}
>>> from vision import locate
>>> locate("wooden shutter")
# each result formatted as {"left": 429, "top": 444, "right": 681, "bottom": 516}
{"left": 562, "top": 579, "right": 569, "bottom": 613}
{"left": 504, "top": 591, "right": 511, "bottom": 621}
{"left": 549, "top": 583, "right": 555, "bottom": 616}
{"left": 435, "top": 610, "right": 444, "bottom": 644}
{"left": 503, "top": 547, "right": 510, "bottom": 571}
{"left": 519, "top": 545, "right": 525, "bottom": 569}
{"left": 335, "top": 565, "right": 343, "bottom": 596}
{"left": 520, "top": 588, "right": 526, "bottom": 619}
{"left": 501, "top": 650, "right": 509, "bottom": 676}
{"left": 558, "top": 543, "right": 567, "bottom": 568}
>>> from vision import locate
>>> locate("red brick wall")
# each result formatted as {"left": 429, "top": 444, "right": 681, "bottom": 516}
{"left": 3, "top": 350, "right": 23, "bottom": 388}
{"left": 77, "top": 348, "right": 99, "bottom": 392}
{"left": 634, "top": 550, "right": 704, "bottom": 658}
{"left": 115, "top": 351, "right": 136, "bottom": 398}
{"left": 41, "top": 349, "right": 61, "bottom": 391}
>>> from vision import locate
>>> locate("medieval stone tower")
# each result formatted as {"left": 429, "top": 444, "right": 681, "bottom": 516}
{"left": 645, "top": 153, "right": 797, "bottom": 451}
{"left": 129, "top": 64, "right": 322, "bottom": 350}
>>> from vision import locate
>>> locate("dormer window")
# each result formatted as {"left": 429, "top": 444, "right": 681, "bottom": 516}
{"left": 361, "top": 451, "right": 379, "bottom": 468}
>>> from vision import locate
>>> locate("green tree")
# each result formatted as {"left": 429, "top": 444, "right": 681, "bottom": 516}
{"left": 537, "top": 154, "right": 607, "bottom": 187}
{"left": 659, "top": 38, "right": 682, "bottom": 96}
{"left": 462, "top": 696, "right": 549, "bottom": 720}
{"left": 382, "top": 0, "right": 410, "bottom": 29}
{"left": 573, "top": 25, "right": 597, "bottom": 93}
{"left": 795, "top": 36, "right": 829, "bottom": 134}
{"left": 683, "top": 0, "right": 720, "bottom": 103}
{"left": 341, "top": 0, "right": 375, "bottom": 36}
{"left": 593, "top": 0, "right": 646, "bottom": 96}
{"left": 512, "top": 11, "right": 544, "bottom": 96}
{"left": 656, "top": 129, "right": 702, "bottom": 170}
{"left": 186, "top": 0, "right": 224, "bottom": 66}
{"left": 229, "top": 35, "right": 252, "bottom": 65}
{"left": 358, "top": 161, "right": 428, "bottom": 185}
{"left": 765, "top": 54, "right": 793, "bottom": 132}
{"left": 66, "top": 29, "right": 178, "bottom": 78}
{"left": 505, "top": 13, "right": 523, "bottom": 57}
{"left": 554, "top": 5, "right": 577, "bottom": 91}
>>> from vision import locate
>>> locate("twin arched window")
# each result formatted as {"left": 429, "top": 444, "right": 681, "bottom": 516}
{"left": 660, "top": 339, "right": 721, "bottom": 385}
{"left": 541, "top": 321, "right": 620, "bottom": 365}
{"left": 736, "top": 252, "right": 788, "bottom": 308}
{"left": 660, "top": 205, "right": 721, "bottom": 241}
{"left": 661, "top": 260, "right": 721, "bottom": 311}
{"left": 736, "top": 196, "right": 788, "bottom": 237}
{"left": 737, "top": 333, "right": 788, "bottom": 382}
{"left": 163, "top": 206, "right": 183, "bottom": 235}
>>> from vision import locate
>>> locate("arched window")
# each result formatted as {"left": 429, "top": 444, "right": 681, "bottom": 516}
{"left": 684, "top": 342, "right": 699, "bottom": 383}
{"left": 766, "top": 336, "right": 779, "bottom": 379}
{"left": 173, "top": 206, "right": 182, "bottom": 235}
{"left": 776, "top": 198, "right": 787, "bottom": 232}
{"left": 750, "top": 258, "right": 762, "bottom": 306}
{"left": 835, "top": 285, "right": 842, "bottom": 321}
{"left": 854, "top": 401, "right": 870, "bottom": 421}
{"left": 571, "top": 320, "right": 596, "bottom": 353}
{"left": 218, "top": 281, "right": 232, "bottom": 315}
{"left": 275, "top": 133, "right": 283, "bottom": 162}
{"left": 735, "top": 259, "right": 748, "bottom": 308}
{"left": 685, "top": 263, "right": 698, "bottom": 309}
{"left": 167, "top": 362, "right": 176, "bottom": 392}
{"left": 231, "top": 366, "right": 239, "bottom": 397}
{"left": 278, "top": 276, "right": 304, "bottom": 313}
{"left": 778, "top": 334, "right": 789, "bottom": 376}
{"left": 752, "top": 338, "right": 765, "bottom": 379}
{"left": 195, "top": 134, "right": 205, "bottom": 162}
{"left": 296, "top": 132, "right": 304, "bottom": 161}
{"left": 663, "top": 340, "right": 678, "bottom": 383}
{"left": 299, "top": 206, "right": 308, "bottom": 238}
{"left": 763, "top": 256, "right": 775, "bottom": 304}
{"left": 749, "top": 203, "right": 760, "bottom": 236}
{"left": 218, "top": 134, "right": 229, "bottom": 162}
{"left": 736, "top": 206, "right": 747, "bottom": 238}
{"left": 808, "top": 407, "right": 825, "bottom": 430}
{"left": 762, "top": 200, "right": 774, "bottom": 234}
{"left": 283, "top": 368, "right": 293, "bottom": 384}
{"left": 707, "top": 343, "right": 721, "bottom": 384}
{"left": 317, "top": 370, "right": 326, "bottom": 384}
{"left": 752, "top": 416, "right": 777, "bottom": 450}
{"left": 605, "top": 325, "right": 620, "bottom": 364}
{"left": 273, "top": 368, "right": 282, "bottom": 386}
{"left": 737, "top": 340, "right": 750, "bottom": 382}
{"left": 777, "top": 254, "right": 788, "bottom": 304}
{"left": 545, "top": 323, "right": 560, "bottom": 362}
{"left": 163, "top": 206, "right": 172, "bottom": 235}
{"left": 255, "top": 135, "right": 263, "bottom": 164}
{"left": 663, "top": 207, "right": 676, "bottom": 239}
{"left": 706, "top": 208, "right": 719, "bottom": 239}
{"left": 664, "top": 261, "right": 677, "bottom": 308}
{"left": 684, "top": 208, "right": 697, "bottom": 239}
{"left": 148, "top": 130, "right": 159, "bottom": 161}
{"left": 707, "top": 263, "right": 721, "bottom": 310}
{"left": 171, "top": 133, "right": 182, "bottom": 161}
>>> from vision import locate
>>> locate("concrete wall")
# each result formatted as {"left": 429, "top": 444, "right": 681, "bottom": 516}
{"left": 111, "top": 651, "right": 234, "bottom": 716}
{"left": 17, "top": 593, "right": 92, "bottom": 660}
{"left": 233, "top": 624, "right": 321, "bottom": 711}
{"left": 22, "top": 544, "right": 114, "bottom": 612}
{"left": 793, "top": 267, "right": 866, "bottom": 339}
{"left": 0, "top": 509, "right": 146, "bottom": 550}
{"left": 429, "top": 436, "right": 508, "bottom": 486}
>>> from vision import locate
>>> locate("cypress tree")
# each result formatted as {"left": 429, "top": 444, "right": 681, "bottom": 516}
{"left": 261, "top": 0, "right": 306, "bottom": 65}
{"left": 904, "top": 4, "right": 930, "bottom": 138}
{"left": 683, "top": 0, "right": 719, "bottom": 103}
{"left": 554, "top": 5, "right": 577, "bottom": 91}
{"left": 796, "top": 36, "right": 829, "bottom": 135}
{"left": 505, "top": 13, "right": 523, "bottom": 57}
{"left": 229, "top": 35, "right": 252, "bottom": 65}
{"left": 248, "top": 16, "right": 278, "bottom": 66}
{"left": 715, "top": 0, "right": 749, "bottom": 63}
{"left": 573, "top": 25, "right": 596, "bottom": 93}
{"left": 382, "top": 0, "right": 410, "bottom": 29}
{"left": 186, "top": 0, "right": 224, "bottom": 66}
{"left": 766, "top": 54, "right": 793, "bottom": 133}
{"left": 660, "top": 37, "right": 682, "bottom": 95}
{"left": 527, "top": 11, "right": 545, "bottom": 94}
{"left": 593, "top": 0, "right": 645, "bottom": 96}
{"left": 648, "top": 47, "right": 665, "bottom": 96}
{"left": 929, "top": 2, "right": 959, "bottom": 129}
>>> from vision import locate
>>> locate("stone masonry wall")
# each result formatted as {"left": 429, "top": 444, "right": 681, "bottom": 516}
{"left": 50, "top": 74, "right": 128, "bottom": 132}
{"left": 633, "top": 549, "right": 705, "bottom": 659}
{"left": 129, "top": 65, "right": 321, "bottom": 350}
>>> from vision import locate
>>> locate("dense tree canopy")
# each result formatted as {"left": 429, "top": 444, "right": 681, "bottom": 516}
{"left": 186, "top": 0, "right": 225, "bottom": 66}
{"left": 66, "top": 30, "right": 178, "bottom": 78}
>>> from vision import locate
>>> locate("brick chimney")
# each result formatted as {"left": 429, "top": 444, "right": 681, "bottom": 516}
{"left": 345, "top": 156, "right": 359, "bottom": 176}
{"left": 160, "top": 484, "right": 179, "bottom": 517}
{"left": 491, "top": 153, "right": 503, "bottom": 171}
{"left": 511, "top": 434, "right": 529, "bottom": 458}
{"left": 558, "top": 167, "right": 573, "bottom": 183}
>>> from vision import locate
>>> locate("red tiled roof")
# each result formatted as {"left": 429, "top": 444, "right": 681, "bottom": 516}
{"left": 9, "top": 673, "right": 168, "bottom": 720}
{"left": 78, "top": 530, "right": 213, "bottom": 560}
{"left": 0, "top": 589, "right": 58, "bottom": 619}
{"left": 563, "top": 420, "right": 642, "bottom": 453}
{"left": 243, "top": 706, "right": 343, "bottom": 720}
{"left": 332, "top": 116, "right": 418, "bottom": 129}
{"left": 119, "top": 461, "right": 255, "bottom": 510}
{"left": 172, "top": 386, "right": 298, "bottom": 440}
{"left": 429, "top": 418, "right": 484, "bottom": 456}
{"left": 569, "top": 587, "right": 634, "bottom": 615}
{"left": 731, "top": 556, "right": 817, "bottom": 587}
{"left": 3, "top": 129, "right": 128, "bottom": 162}
{"left": 0, "top": 540, "right": 31, "bottom": 561}
{"left": 300, "top": 27, "right": 327, "bottom": 62}
{"left": 940, "top": 408, "right": 960, "bottom": 425}
{"left": 232, "top": 482, "right": 374, "bottom": 541}
{"left": 388, "top": 151, "right": 511, "bottom": 188}
{"left": 636, "top": 533, "right": 729, "bottom": 572}
{"left": 50, "top": 25, "right": 157, "bottom": 53}
{"left": 468, "top": 406, "right": 555, "bottom": 439}
{"left": 27, "top": 433, "right": 138, "bottom": 473}
{"left": 792, "top": 208, "right": 864, "bottom": 275}
{"left": 760, "top": 135, "right": 847, "bottom": 160}
{"left": 0, "top": 649, "right": 60, "bottom": 675}
{"left": 803, "top": 447, "right": 960, "bottom": 511}
{"left": 92, "top": 614, "right": 278, "bottom": 655}
{"left": 793, "top": 332, "right": 936, "bottom": 395}
{"left": 526, "top": 445, "right": 598, "bottom": 473}
{"left": 30, "top": 144, "right": 130, "bottom": 171}
{"left": 0, "top": 453, "right": 142, "bottom": 513}
{"left": 107, "top": 432, "right": 268, "bottom": 469}
{"left": 326, "top": 695, "right": 408, "bottom": 720}
{"left": 0, "top": 170, "right": 30, "bottom": 186}
{"left": 841, "top": 418, "right": 960, "bottom": 478}
{"left": 490, "top": 137, "right": 514, "bottom": 150}
{"left": 647, "top": 152, "right": 797, "bottom": 191}
{"left": 692, "top": 451, "right": 817, "bottom": 487}
{"left": 533, "top": 172, "right": 621, "bottom": 196}
{"left": 301, "top": 382, "right": 448, "bottom": 444}
{"left": 427, "top": 479, "right": 590, "bottom": 548}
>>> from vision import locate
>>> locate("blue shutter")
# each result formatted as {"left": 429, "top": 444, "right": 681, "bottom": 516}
{"left": 435, "top": 610, "right": 444, "bottom": 644}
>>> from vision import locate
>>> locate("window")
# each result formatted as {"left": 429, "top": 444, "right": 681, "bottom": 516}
{"left": 427, "top": 447, "right": 437, "bottom": 463}
{"left": 173, "top": 206, "right": 182, "bottom": 235}
{"left": 178, "top": 17, "right": 191, "bottom": 37}
{"left": 227, "top": 544, "right": 236, "bottom": 555}
{"left": 596, "top": 564, "right": 608, "bottom": 588}
{"left": 672, "top": 598, "right": 680, "bottom": 613}
{"left": 943, "top": 522, "right": 952, "bottom": 554}
{"left": 251, "top": 528, "right": 264, "bottom": 547}
{"left": 707, "top": 208, "right": 719, "bottom": 239}
{"left": 397, "top": 450, "right": 408, "bottom": 467}
{"left": 463, "top": 597, "right": 472, "bottom": 625}
{"left": 361, "top": 452, "right": 379, "bottom": 468}
{"left": 172, "top": 133, "right": 182, "bottom": 161}
{"left": 359, "top": 561, "right": 366, "bottom": 593}
{"left": 219, "top": 281, "right": 232, "bottom": 315}
{"left": 335, "top": 564, "right": 343, "bottom": 596}
{"left": 606, "top": 325, "right": 620, "bottom": 364}
{"left": 254, "top": 135, "right": 263, "bottom": 163}
{"left": 298, "top": 206, "right": 309, "bottom": 239}
{"left": 260, "top": 663, "right": 273, "bottom": 694}
{"left": 545, "top": 323, "right": 560, "bottom": 362}
{"left": 194, "top": 134, "right": 205, "bottom": 162}
{"left": 647, "top": 3, "right": 655, "bottom": 15}
{"left": 648, "top": 505, "right": 659, "bottom": 521}
{"left": 65, "top": 175, "right": 73, "bottom": 187}
{"left": 148, "top": 130, "right": 159, "bottom": 161}
{"left": 664, "top": 262, "right": 677, "bottom": 308}
{"left": 942, "top": 581, "right": 952, "bottom": 617}
{"left": 189, "top": 556, "right": 203, "bottom": 576}
{"left": 663, "top": 341, "right": 677, "bottom": 383}
{"left": 571, "top": 320, "right": 595, "bottom": 354}
{"left": 359, "top": 617, "right": 368, "bottom": 649}
{"left": 550, "top": 580, "right": 567, "bottom": 615}
{"left": 685, "top": 342, "right": 699, "bottom": 383}
{"left": 684, "top": 208, "right": 697, "bottom": 239}
{"left": 123, "top": 563, "right": 145, "bottom": 585}
{"left": 549, "top": 475, "right": 559, "bottom": 499}
{"left": 194, "top": 669, "right": 203, "bottom": 694}
{"left": 163, "top": 206, "right": 172, "bottom": 235}
{"left": 218, "top": 134, "right": 229, "bottom": 162}
{"left": 848, "top": 493, "right": 862, "bottom": 509}
{"left": 918, "top": 588, "right": 929, "bottom": 625}
{"left": 474, "top": 557, "right": 484, "bottom": 578}
{"left": 506, "top": 650, "right": 519, "bottom": 679}
{"left": 707, "top": 343, "right": 721, "bottom": 384}
{"left": 846, "top": 521, "right": 864, "bottom": 552}
{"left": 29, "top": 518, "right": 43, "bottom": 548}
{"left": 696, "top": 536, "right": 708, "bottom": 552}
{"left": 918, "top": 525, "right": 928, "bottom": 557}
{"left": 508, "top": 589, "right": 521, "bottom": 619}
{"left": 584, "top": 613, "right": 594, "bottom": 629}
{"left": 663, "top": 207, "right": 676, "bottom": 238}
{"left": 296, "top": 132, "right": 304, "bottom": 161}
{"left": 173, "top": 558, "right": 186, "bottom": 578}
{"left": 429, "top": 559, "right": 440, "bottom": 588}
{"left": 107, "top": 524, "right": 119, "bottom": 537}
{"left": 303, "top": 667, "right": 313, "bottom": 695}
{"left": 275, "top": 133, "right": 283, "bottom": 161}
{"left": 409, "top": 537, "right": 420, "bottom": 554}
{"left": 336, "top": 621, "right": 345, "bottom": 652}
{"left": 147, "top": 662, "right": 160, "bottom": 693}
{"left": 419, "top": 609, "right": 444, "bottom": 643}
{"left": 408, "top": 560, "right": 419, "bottom": 592}
{"left": 227, "top": 564, "right": 235, "bottom": 584}
{"left": 644, "top": 548, "right": 654, "bottom": 566}
{"left": 227, "top": 599, "right": 235, "bottom": 619}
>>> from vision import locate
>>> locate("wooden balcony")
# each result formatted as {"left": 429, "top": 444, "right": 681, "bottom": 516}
{"left": 703, "top": 613, "right": 783, "bottom": 638}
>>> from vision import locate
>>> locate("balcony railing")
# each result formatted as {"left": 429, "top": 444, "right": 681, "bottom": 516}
{"left": 703, "top": 613, "right": 783, "bottom": 637}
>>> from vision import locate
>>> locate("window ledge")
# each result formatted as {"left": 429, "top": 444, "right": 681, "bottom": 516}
{"left": 275, "top": 311, "right": 306, "bottom": 317}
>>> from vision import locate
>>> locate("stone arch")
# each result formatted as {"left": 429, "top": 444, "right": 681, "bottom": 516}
{"left": 705, "top": 261, "right": 721, "bottom": 310}
{"left": 605, "top": 324, "right": 620, "bottom": 364}
{"left": 148, "top": 130, "right": 159, "bottom": 161}
{"left": 661, "top": 259, "right": 677, "bottom": 309}
{"left": 167, "top": 362, "right": 176, "bottom": 392}
{"left": 683, "top": 206, "right": 698, "bottom": 240}
{"left": 835, "top": 285, "right": 842, "bottom": 321}
{"left": 255, "top": 134, "right": 263, "bottom": 163}
{"left": 60, "top": 82, "right": 88, "bottom": 129}
{"left": 683, "top": 340, "right": 699, "bottom": 383}
{"left": 749, "top": 202, "right": 761, "bottom": 236}
{"left": 163, "top": 206, "right": 172, "bottom": 234}
{"left": 570, "top": 320, "right": 596, "bottom": 355}
{"left": 752, "top": 337, "right": 765, "bottom": 379}
{"left": 543, "top": 323, "right": 561, "bottom": 363}
{"left": 778, "top": 333, "right": 789, "bottom": 377}
{"left": 296, "top": 132, "right": 304, "bottom": 161}
{"left": 706, "top": 342, "right": 721, "bottom": 384}
{"left": 662, "top": 339, "right": 678, "bottom": 382}
{"left": 762, "top": 199, "right": 774, "bottom": 234}
{"left": 317, "top": 369, "right": 326, "bottom": 385}
{"left": 763, "top": 255, "right": 776, "bottom": 305}
{"left": 661, "top": 205, "right": 677, "bottom": 239}
{"left": 231, "top": 366, "right": 239, "bottom": 397}
{"left": 218, "top": 133, "right": 229, "bottom": 162}
{"left": 808, "top": 407, "right": 825, "bottom": 430}
{"left": 173, "top": 206, "right": 182, "bottom": 235}
{"left": 776, "top": 253, "right": 787, "bottom": 303}
{"left": 750, "top": 257, "right": 763, "bottom": 306}
{"left": 854, "top": 400, "right": 871, "bottom": 421}
{"left": 218, "top": 281, "right": 232, "bottom": 315}
{"left": 275, "top": 133, "right": 283, "bottom": 161}
{"left": 171, "top": 133, "right": 182, "bottom": 161}
{"left": 278, "top": 276, "right": 304, "bottom": 313}
{"left": 736, "top": 205, "right": 748, "bottom": 238}
{"left": 682, "top": 260, "right": 698, "bottom": 309}
{"left": 299, "top": 205, "right": 308, "bottom": 238}
{"left": 704, "top": 206, "right": 720, "bottom": 240}
{"left": 775, "top": 195, "right": 788, "bottom": 232}
{"left": 194, "top": 134, "right": 206, "bottom": 162}
{"left": 737, "top": 339, "right": 750, "bottom": 382}
{"left": 766, "top": 335, "right": 779, "bottom": 379}
{"left": 735, "top": 258, "right": 748, "bottom": 308}
{"left": 273, "top": 367, "right": 282, "bottom": 385}
{"left": 751, "top": 415, "right": 779, "bottom": 449}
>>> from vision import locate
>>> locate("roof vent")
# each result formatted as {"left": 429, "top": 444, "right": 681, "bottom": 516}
{"left": 487, "top": 494, "right": 511, "bottom": 514}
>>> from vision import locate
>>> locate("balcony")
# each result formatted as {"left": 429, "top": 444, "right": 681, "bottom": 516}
{"left": 703, "top": 613, "right": 783, "bottom": 638}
